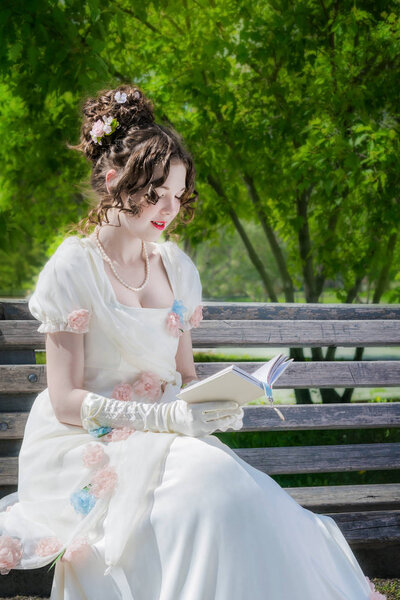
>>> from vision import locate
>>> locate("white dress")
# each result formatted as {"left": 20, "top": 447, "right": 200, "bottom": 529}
{"left": 0, "top": 235, "right": 382, "bottom": 600}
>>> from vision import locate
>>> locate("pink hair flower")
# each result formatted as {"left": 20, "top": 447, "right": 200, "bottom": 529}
{"left": 82, "top": 443, "right": 109, "bottom": 468}
{"left": 62, "top": 536, "right": 90, "bottom": 563}
{"left": 189, "top": 304, "right": 203, "bottom": 328}
{"left": 90, "top": 115, "right": 119, "bottom": 145}
{"left": 132, "top": 371, "right": 163, "bottom": 402}
{"left": 90, "top": 466, "right": 118, "bottom": 498}
{"left": 67, "top": 308, "right": 90, "bottom": 333}
{"left": 166, "top": 312, "right": 184, "bottom": 337}
{"left": 112, "top": 382, "right": 134, "bottom": 402}
{"left": 0, "top": 535, "right": 23, "bottom": 575}
{"left": 34, "top": 537, "right": 63, "bottom": 557}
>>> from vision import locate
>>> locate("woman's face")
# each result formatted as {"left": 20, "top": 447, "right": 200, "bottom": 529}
{"left": 107, "top": 159, "right": 187, "bottom": 241}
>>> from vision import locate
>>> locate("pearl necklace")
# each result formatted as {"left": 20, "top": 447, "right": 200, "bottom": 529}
{"left": 95, "top": 225, "right": 150, "bottom": 292}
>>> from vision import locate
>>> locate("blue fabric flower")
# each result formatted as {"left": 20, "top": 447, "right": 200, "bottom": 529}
{"left": 89, "top": 426, "right": 113, "bottom": 438}
{"left": 171, "top": 299, "right": 186, "bottom": 326}
{"left": 70, "top": 488, "right": 97, "bottom": 515}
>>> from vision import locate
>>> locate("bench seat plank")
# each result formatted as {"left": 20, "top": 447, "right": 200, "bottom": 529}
{"left": 0, "top": 404, "right": 399, "bottom": 438}
{"left": 2, "top": 319, "right": 400, "bottom": 349}
{"left": 285, "top": 483, "right": 400, "bottom": 512}
{"left": 234, "top": 443, "right": 400, "bottom": 474}
{"left": 2, "top": 363, "right": 400, "bottom": 393}
{"left": 327, "top": 510, "right": 400, "bottom": 546}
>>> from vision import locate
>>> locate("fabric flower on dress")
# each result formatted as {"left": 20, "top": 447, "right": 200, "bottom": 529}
{"left": 112, "top": 382, "right": 134, "bottom": 402}
{"left": 67, "top": 308, "right": 90, "bottom": 333}
{"left": 34, "top": 537, "right": 63, "bottom": 557}
{"left": 166, "top": 312, "right": 184, "bottom": 337}
{"left": 189, "top": 304, "right": 203, "bottom": 328}
{"left": 0, "top": 536, "right": 23, "bottom": 574}
{"left": 103, "top": 427, "right": 133, "bottom": 442}
{"left": 70, "top": 488, "right": 97, "bottom": 516}
{"left": 62, "top": 536, "right": 91, "bottom": 563}
{"left": 90, "top": 466, "right": 118, "bottom": 499}
{"left": 82, "top": 443, "right": 109, "bottom": 469}
{"left": 132, "top": 371, "right": 163, "bottom": 402}
{"left": 5, "top": 504, "right": 16, "bottom": 512}
{"left": 88, "top": 426, "right": 113, "bottom": 439}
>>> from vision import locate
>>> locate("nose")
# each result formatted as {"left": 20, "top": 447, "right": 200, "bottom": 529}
{"left": 159, "top": 193, "right": 179, "bottom": 215}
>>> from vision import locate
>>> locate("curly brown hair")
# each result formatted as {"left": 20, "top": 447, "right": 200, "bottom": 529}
{"left": 67, "top": 83, "right": 198, "bottom": 238}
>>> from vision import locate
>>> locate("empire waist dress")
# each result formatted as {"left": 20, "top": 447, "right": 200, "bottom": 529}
{"left": 0, "top": 235, "right": 384, "bottom": 599}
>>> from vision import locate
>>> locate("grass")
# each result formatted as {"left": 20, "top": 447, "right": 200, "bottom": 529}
{"left": 3, "top": 580, "right": 400, "bottom": 599}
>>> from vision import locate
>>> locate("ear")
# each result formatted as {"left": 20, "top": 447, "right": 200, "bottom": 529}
{"left": 106, "top": 169, "right": 117, "bottom": 194}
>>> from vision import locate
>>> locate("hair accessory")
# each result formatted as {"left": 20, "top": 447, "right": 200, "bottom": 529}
{"left": 90, "top": 116, "right": 119, "bottom": 145}
{"left": 114, "top": 91, "right": 127, "bottom": 104}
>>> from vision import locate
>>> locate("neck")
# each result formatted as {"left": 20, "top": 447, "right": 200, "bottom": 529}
{"left": 95, "top": 224, "right": 146, "bottom": 267}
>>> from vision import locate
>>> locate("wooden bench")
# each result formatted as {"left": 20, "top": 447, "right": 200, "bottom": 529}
{"left": 0, "top": 299, "right": 399, "bottom": 596}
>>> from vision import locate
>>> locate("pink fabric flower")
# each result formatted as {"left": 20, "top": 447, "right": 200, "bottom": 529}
{"left": 34, "top": 536, "right": 63, "bottom": 557}
{"left": 103, "top": 427, "right": 134, "bottom": 442}
{"left": 5, "top": 503, "right": 16, "bottom": 512}
{"left": 189, "top": 304, "right": 203, "bottom": 328}
{"left": 90, "top": 119, "right": 106, "bottom": 143}
{"left": 132, "top": 371, "right": 163, "bottom": 402}
{"left": 166, "top": 312, "right": 183, "bottom": 337}
{"left": 112, "top": 382, "right": 134, "bottom": 402}
{"left": 90, "top": 466, "right": 118, "bottom": 498}
{"left": 62, "top": 536, "right": 90, "bottom": 563}
{"left": 82, "top": 443, "right": 108, "bottom": 468}
{"left": 0, "top": 535, "right": 23, "bottom": 575}
{"left": 67, "top": 308, "right": 90, "bottom": 333}
{"left": 365, "top": 577, "right": 387, "bottom": 599}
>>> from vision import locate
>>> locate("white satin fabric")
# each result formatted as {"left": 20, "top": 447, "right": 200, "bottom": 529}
{"left": 0, "top": 236, "right": 375, "bottom": 599}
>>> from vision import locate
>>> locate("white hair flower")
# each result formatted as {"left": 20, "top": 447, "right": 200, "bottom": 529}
{"left": 114, "top": 91, "right": 127, "bottom": 104}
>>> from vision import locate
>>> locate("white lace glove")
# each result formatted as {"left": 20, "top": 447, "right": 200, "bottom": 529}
{"left": 81, "top": 391, "right": 244, "bottom": 437}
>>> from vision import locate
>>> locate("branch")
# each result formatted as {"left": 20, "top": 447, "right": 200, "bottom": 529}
{"left": 243, "top": 172, "right": 295, "bottom": 302}
{"left": 296, "top": 186, "right": 317, "bottom": 302}
{"left": 207, "top": 174, "right": 278, "bottom": 302}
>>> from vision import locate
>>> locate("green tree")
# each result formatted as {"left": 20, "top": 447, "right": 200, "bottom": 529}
{"left": 1, "top": 0, "right": 399, "bottom": 403}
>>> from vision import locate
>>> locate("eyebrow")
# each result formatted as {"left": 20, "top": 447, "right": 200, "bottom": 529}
{"left": 159, "top": 186, "right": 186, "bottom": 192}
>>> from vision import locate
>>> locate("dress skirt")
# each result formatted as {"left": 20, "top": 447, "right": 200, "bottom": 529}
{"left": 50, "top": 434, "right": 374, "bottom": 600}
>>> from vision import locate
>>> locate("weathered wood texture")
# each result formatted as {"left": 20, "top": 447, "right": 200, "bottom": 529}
{"left": 1, "top": 298, "right": 400, "bottom": 582}
{"left": 1, "top": 442, "right": 399, "bottom": 485}
{"left": 286, "top": 483, "right": 400, "bottom": 512}
{"left": 0, "top": 403, "right": 399, "bottom": 439}
{"left": 2, "top": 362, "right": 400, "bottom": 394}
{"left": 234, "top": 443, "right": 400, "bottom": 474}
{"left": 3, "top": 299, "right": 400, "bottom": 321}
{"left": 3, "top": 318, "right": 400, "bottom": 348}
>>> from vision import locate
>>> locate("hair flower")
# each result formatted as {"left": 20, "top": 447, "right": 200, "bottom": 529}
{"left": 114, "top": 91, "right": 127, "bottom": 103}
{"left": 90, "top": 115, "right": 119, "bottom": 145}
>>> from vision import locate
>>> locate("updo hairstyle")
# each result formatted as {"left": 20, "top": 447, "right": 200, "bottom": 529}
{"left": 68, "top": 84, "right": 198, "bottom": 236}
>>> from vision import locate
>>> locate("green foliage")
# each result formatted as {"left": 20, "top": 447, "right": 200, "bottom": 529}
{"left": 1, "top": 1, "right": 400, "bottom": 330}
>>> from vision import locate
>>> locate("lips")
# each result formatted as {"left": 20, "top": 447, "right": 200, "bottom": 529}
{"left": 151, "top": 221, "right": 166, "bottom": 230}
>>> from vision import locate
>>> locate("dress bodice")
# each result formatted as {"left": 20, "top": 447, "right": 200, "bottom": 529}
{"left": 28, "top": 235, "right": 203, "bottom": 398}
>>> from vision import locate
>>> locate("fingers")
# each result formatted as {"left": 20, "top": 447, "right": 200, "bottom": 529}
{"left": 200, "top": 400, "right": 240, "bottom": 413}
{"left": 214, "top": 414, "right": 243, "bottom": 432}
{"left": 202, "top": 406, "right": 242, "bottom": 422}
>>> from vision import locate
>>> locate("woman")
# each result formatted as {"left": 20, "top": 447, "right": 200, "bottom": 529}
{"left": 0, "top": 85, "right": 384, "bottom": 599}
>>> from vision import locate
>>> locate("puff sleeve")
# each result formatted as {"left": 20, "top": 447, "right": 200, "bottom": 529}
{"left": 28, "top": 238, "right": 93, "bottom": 334}
{"left": 165, "top": 242, "right": 203, "bottom": 336}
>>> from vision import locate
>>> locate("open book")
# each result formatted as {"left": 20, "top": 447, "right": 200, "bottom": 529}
{"left": 176, "top": 353, "right": 293, "bottom": 421}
